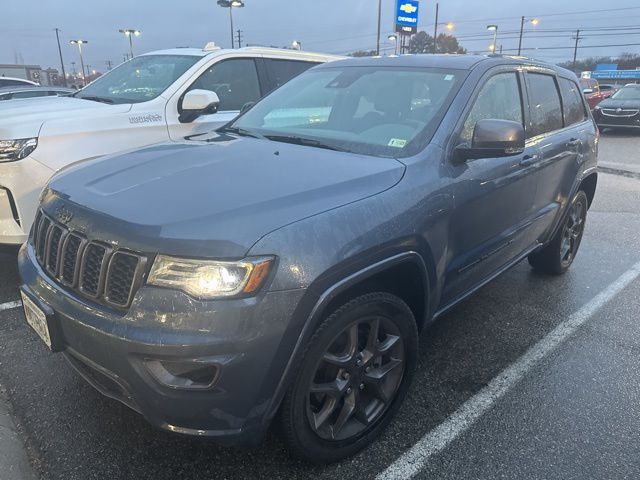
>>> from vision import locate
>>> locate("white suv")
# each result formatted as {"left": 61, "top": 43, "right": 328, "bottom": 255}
{"left": 0, "top": 45, "right": 340, "bottom": 244}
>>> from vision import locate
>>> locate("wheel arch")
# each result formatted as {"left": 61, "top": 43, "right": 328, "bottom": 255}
{"left": 263, "top": 249, "right": 436, "bottom": 425}
{"left": 579, "top": 171, "right": 598, "bottom": 209}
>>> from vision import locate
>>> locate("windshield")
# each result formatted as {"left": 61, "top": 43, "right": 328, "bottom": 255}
{"left": 76, "top": 54, "right": 200, "bottom": 104}
{"left": 232, "top": 66, "right": 465, "bottom": 158}
{"left": 612, "top": 86, "right": 640, "bottom": 101}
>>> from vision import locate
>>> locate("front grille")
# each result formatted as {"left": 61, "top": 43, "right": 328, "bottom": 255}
{"left": 31, "top": 209, "right": 147, "bottom": 309}
{"left": 601, "top": 108, "right": 639, "bottom": 117}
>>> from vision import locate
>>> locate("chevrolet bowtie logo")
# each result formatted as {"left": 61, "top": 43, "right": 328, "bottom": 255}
{"left": 399, "top": 3, "right": 417, "bottom": 14}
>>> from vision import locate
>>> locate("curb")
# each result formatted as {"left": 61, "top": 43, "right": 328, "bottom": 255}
{"left": 0, "top": 388, "right": 37, "bottom": 480}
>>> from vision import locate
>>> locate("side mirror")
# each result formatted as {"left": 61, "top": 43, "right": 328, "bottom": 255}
{"left": 455, "top": 119, "right": 525, "bottom": 161}
{"left": 582, "top": 88, "right": 594, "bottom": 94}
{"left": 180, "top": 89, "right": 220, "bottom": 123}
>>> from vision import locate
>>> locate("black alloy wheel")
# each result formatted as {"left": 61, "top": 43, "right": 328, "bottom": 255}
{"left": 280, "top": 292, "right": 418, "bottom": 463}
{"left": 528, "top": 190, "right": 589, "bottom": 275}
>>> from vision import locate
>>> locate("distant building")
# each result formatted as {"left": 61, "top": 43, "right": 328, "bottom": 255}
{"left": 0, "top": 64, "right": 43, "bottom": 84}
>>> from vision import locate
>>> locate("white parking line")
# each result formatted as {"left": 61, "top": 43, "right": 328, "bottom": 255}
{"left": 377, "top": 260, "right": 640, "bottom": 480}
{"left": 0, "top": 300, "right": 22, "bottom": 312}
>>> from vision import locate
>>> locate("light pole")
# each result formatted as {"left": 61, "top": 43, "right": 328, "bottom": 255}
{"left": 69, "top": 40, "right": 88, "bottom": 86}
{"left": 217, "top": 0, "right": 244, "bottom": 49}
{"left": 119, "top": 29, "right": 141, "bottom": 58}
{"left": 376, "top": 0, "right": 382, "bottom": 56}
{"left": 517, "top": 17, "right": 539, "bottom": 56}
{"left": 388, "top": 34, "right": 398, "bottom": 55}
{"left": 292, "top": 40, "right": 302, "bottom": 51}
{"left": 486, "top": 25, "right": 498, "bottom": 54}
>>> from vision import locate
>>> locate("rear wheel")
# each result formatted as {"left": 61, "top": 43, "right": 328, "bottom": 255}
{"left": 528, "top": 190, "right": 588, "bottom": 275}
{"left": 280, "top": 292, "right": 418, "bottom": 463}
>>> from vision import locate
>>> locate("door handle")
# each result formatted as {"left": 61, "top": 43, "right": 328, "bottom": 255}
{"left": 567, "top": 138, "right": 581, "bottom": 148}
{"left": 520, "top": 154, "right": 539, "bottom": 166}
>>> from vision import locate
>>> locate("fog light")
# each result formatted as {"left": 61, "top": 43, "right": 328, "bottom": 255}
{"left": 145, "top": 359, "right": 219, "bottom": 390}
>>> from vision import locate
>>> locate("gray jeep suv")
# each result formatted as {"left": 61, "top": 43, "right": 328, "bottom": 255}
{"left": 19, "top": 54, "right": 598, "bottom": 462}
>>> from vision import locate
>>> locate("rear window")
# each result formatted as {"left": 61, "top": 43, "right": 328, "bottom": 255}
{"left": 527, "top": 73, "right": 563, "bottom": 137}
{"left": 558, "top": 78, "right": 587, "bottom": 126}
{"left": 265, "top": 59, "right": 318, "bottom": 90}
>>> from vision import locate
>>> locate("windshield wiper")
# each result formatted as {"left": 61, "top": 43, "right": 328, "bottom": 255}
{"left": 218, "top": 126, "right": 266, "bottom": 139}
{"left": 76, "top": 95, "right": 115, "bottom": 104}
{"left": 263, "top": 134, "right": 347, "bottom": 152}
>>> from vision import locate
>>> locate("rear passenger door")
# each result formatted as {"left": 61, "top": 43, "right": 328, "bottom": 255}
{"left": 261, "top": 58, "right": 320, "bottom": 94}
{"left": 523, "top": 71, "right": 586, "bottom": 241}
{"left": 444, "top": 69, "right": 541, "bottom": 304}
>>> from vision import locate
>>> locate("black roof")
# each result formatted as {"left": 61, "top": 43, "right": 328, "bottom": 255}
{"left": 317, "top": 53, "right": 574, "bottom": 77}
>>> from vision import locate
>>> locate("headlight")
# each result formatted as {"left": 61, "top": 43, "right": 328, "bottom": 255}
{"left": 0, "top": 138, "right": 38, "bottom": 162}
{"left": 147, "top": 255, "right": 273, "bottom": 299}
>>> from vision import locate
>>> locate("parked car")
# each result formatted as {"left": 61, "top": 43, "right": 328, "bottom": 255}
{"left": 0, "top": 86, "right": 73, "bottom": 101}
{"left": 580, "top": 78, "right": 606, "bottom": 109}
{"left": 598, "top": 83, "right": 619, "bottom": 99}
{"left": 0, "top": 76, "right": 37, "bottom": 88}
{"left": 0, "top": 44, "right": 341, "bottom": 244}
{"left": 593, "top": 83, "right": 640, "bottom": 131}
{"left": 19, "top": 54, "right": 598, "bottom": 463}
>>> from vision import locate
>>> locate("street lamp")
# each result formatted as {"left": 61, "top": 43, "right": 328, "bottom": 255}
{"left": 119, "top": 29, "right": 141, "bottom": 59}
{"left": 433, "top": 20, "right": 454, "bottom": 53}
{"left": 292, "top": 40, "right": 302, "bottom": 51}
{"left": 217, "top": 0, "right": 244, "bottom": 49}
{"left": 69, "top": 39, "right": 88, "bottom": 86}
{"left": 517, "top": 17, "right": 539, "bottom": 56}
{"left": 388, "top": 34, "right": 398, "bottom": 55}
{"left": 486, "top": 25, "right": 498, "bottom": 54}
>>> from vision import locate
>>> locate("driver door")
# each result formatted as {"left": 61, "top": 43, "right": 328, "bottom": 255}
{"left": 167, "top": 58, "right": 263, "bottom": 140}
{"left": 443, "top": 69, "right": 541, "bottom": 304}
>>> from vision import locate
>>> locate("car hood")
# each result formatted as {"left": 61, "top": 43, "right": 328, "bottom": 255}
{"left": 0, "top": 96, "right": 131, "bottom": 139}
{"left": 43, "top": 137, "right": 406, "bottom": 258}
{"left": 596, "top": 98, "right": 640, "bottom": 109}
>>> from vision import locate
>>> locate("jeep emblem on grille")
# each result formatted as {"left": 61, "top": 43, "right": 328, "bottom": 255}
{"left": 55, "top": 205, "right": 73, "bottom": 225}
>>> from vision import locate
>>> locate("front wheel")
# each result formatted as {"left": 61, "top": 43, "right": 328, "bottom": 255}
{"left": 280, "top": 292, "right": 418, "bottom": 463}
{"left": 528, "top": 190, "right": 588, "bottom": 275}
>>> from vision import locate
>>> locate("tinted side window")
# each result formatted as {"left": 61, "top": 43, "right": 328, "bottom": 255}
{"left": 460, "top": 72, "right": 523, "bottom": 144}
{"left": 265, "top": 59, "right": 318, "bottom": 90}
{"left": 527, "top": 73, "right": 563, "bottom": 137}
{"left": 189, "top": 59, "right": 261, "bottom": 111}
{"left": 559, "top": 78, "right": 587, "bottom": 126}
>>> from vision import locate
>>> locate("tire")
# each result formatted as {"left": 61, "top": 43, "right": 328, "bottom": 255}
{"left": 280, "top": 292, "right": 418, "bottom": 463}
{"left": 528, "top": 190, "right": 588, "bottom": 275}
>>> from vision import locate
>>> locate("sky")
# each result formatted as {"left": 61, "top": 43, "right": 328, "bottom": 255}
{"left": 2, "top": 0, "right": 640, "bottom": 73}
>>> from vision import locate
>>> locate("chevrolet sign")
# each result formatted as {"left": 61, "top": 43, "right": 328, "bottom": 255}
{"left": 395, "top": 0, "right": 420, "bottom": 34}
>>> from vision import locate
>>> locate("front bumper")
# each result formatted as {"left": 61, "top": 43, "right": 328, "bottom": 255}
{"left": 594, "top": 110, "right": 640, "bottom": 129}
{"left": 0, "top": 156, "right": 54, "bottom": 244}
{"left": 18, "top": 243, "right": 306, "bottom": 444}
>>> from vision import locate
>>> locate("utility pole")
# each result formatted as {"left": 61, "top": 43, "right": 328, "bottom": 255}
{"left": 236, "top": 29, "right": 243, "bottom": 48}
{"left": 518, "top": 16, "right": 525, "bottom": 56}
{"left": 54, "top": 28, "right": 68, "bottom": 87}
{"left": 572, "top": 29, "right": 582, "bottom": 72}
{"left": 106, "top": 60, "right": 113, "bottom": 70}
{"left": 376, "top": 0, "right": 382, "bottom": 56}
{"left": 433, "top": 2, "right": 439, "bottom": 53}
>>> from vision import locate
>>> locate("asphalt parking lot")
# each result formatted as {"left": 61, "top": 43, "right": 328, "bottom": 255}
{"left": 1, "top": 131, "right": 639, "bottom": 480}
